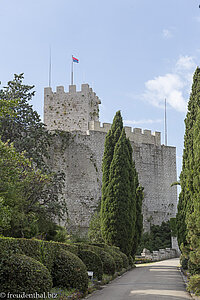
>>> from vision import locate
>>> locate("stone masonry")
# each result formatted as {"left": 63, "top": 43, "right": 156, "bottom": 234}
{"left": 44, "top": 84, "right": 177, "bottom": 235}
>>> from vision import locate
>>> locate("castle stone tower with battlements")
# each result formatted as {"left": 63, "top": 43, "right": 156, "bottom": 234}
{"left": 44, "top": 84, "right": 177, "bottom": 239}
{"left": 44, "top": 84, "right": 100, "bottom": 132}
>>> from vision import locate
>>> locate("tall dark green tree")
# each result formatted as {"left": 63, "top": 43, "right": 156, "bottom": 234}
{"left": 177, "top": 67, "right": 200, "bottom": 248}
{"left": 186, "top": 107, "right": 200, "bottom": 276}
{"left": 100, "top": 111, "right": 143, "bottom": 256}
{"left": 125, "top": 138, "right": 143, "bottom": 257}
{"left": 101, "top": 129, "right": 135, "bottom": 255}
{"left": 101, "top": 111, "right": 123, "bottom": 222}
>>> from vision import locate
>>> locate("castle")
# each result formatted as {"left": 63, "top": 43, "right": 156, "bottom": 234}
{"left": 44, "top": 83, "right": 177, "bottom": 240}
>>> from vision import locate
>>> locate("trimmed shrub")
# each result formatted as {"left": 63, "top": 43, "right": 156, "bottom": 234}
{"left": 0, "top": 237, "right": 41, "bottom": 261}
{"left": 0, "top": 237, "right": 79, "bottom": 273}
{"left": 0, "top": 254, "right": 52, "bottom": 293}
{"left": 74, "top": 243, "right": 116, "bottom": 276}
{"left": 118, "top": 252, "right": 129, "bottom": 269}
{"left": 108, "top": 250, "right": 123, "bottom": 272}
{"left": 52, "top": 249, "right": 88, "bottom": 293}
{"left": 78, "top": 249, "right": 103, "bottom": 280}
{"left": 107, "top": 246, "right": 129, "bottom": 269}
{"left": 97, "top": 250, "right": 116, "bottom": 275}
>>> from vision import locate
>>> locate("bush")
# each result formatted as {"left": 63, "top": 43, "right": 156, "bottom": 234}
{"left": 119, "top": 252, "right": 129, "bottom": 269}
{"left": 0, "top": 237, "right": 41, "bottom": 261}
{"left": 52, "top": 249, "right": 88, "bottom": 293}
{"left": 128, "top": 255, "right": 134, "bottom": 267}
{"left": 74, "top": 243, "right": 116, "bottom": 276}
{"left": 78, "top": 249, "right": 103, "bottom": 280}
{"left": 0, "top": 237, "right": 79, "bottom": 273}
{"left": 180, "top": 255, "right": 188, "bottom": 270}
{"left": 108, "top": 246, "right": 129, "bottom": 269}
{"left": 97, "top": 250, "right": 116, "bottom": 276}
{"left": 108, "top": 250, "right": 123, "bottom": 272}
{"left": 0, "top": 254, "right": 52, "bottom": 293}
{"left": 187, "top": 274, "right": 200, "bottom": 296}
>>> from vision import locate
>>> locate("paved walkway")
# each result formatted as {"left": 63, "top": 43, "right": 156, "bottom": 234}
{"left": 86, "top": 258, "right": 191, "bottom": 300}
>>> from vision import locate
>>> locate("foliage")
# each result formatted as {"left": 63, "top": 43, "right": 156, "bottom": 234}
{"left": 128, "top": 255, "right": 134, "bottom": 267}
{"left": 0, "top": 74, "right": 50, "bottom": 169}
{"left": 137, "top": 221, "right": 171, "bottom": 253}
{"left": 88, "top": 211, "right": 104, "bottom": 243}
{"left": 0, "top": 139, "right": 50, "bottom": 238}
{"left": 0, "top": 254, "right": 52, "bottom": 294}
{"left": 75, "top": 243, "right": 116, "bottom": 276}
{"left": 98, "top": 250, "right": 116, "bottom": 275}
{"left": 169, "top": 218, "right": 177, "bottom": 237}
{"left": 187, "top": 274, "right": 200, "bottom": 296}
{"left": 52, "top": 249, "right": 88, "bottom": 293}
{"left": 0, "top": 74, "right": 67, "bottom": 238}
{"left": 78, "top": 249, "right": 103, "bottom": 280}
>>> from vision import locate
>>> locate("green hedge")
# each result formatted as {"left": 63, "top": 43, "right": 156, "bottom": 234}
{"left": 98, "top": 244, "right": 128, "bottom": 270}
{"left": 52, "top": 249, "right": 88, "bottom": 293}
{"left": 78, "top": 249, "right": 103, "bottom": 280}
{"left": 0, "top": 237, "right": 78, "bottom": 272}
{"left": 75, "top": 243, "right": 116, "bottom": 276}
{"left": 0, "top": 254, "right": 52, "bottom": 294}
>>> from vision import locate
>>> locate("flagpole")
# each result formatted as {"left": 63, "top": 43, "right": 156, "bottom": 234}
{"left": 71, "top": 56, "right": 73, "bottom": 85}
{"left": 49, "top": 46, "right": 52, "bottom": 87}
{"left": 164, "top": 98, "right": 167, "bottom": 146}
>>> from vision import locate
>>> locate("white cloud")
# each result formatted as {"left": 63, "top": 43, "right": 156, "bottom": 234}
{"left": 175, "top": 55, "right": 195, "bottom": 71}
{"left": 162, "top": 29, "right": 173, "bottom": 39}
{"left": 124, "top": 119, "right": 162, "bottom": 126}
{"left": 142, "top": 55, "right": 196, "bottom": 113}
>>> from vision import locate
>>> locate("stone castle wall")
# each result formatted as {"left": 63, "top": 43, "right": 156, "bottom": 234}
{"left": 44, "top": 84, "right": 177, "bottom": 235}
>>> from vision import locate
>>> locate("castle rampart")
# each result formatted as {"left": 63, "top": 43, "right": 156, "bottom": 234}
{"left": 88, "top": 121, "right": 161, "bottom": 146}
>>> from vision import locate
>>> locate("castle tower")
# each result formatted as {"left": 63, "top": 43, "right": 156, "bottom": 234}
{"left": 44, "top": 84, "right": 101, "bottom": 132}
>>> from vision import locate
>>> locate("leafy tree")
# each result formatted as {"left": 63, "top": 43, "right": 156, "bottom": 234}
{"left": 0, "top": 74, "right": 51, "bottom": 169}
{"left": 0, "top": 74, "right": 67, "bottom": 238}
{"left": 0, "top": 139, "right": 48, "bottom": 237}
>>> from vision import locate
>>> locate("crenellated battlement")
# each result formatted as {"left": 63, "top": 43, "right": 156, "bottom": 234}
{"left": 88, "top": 121, "right": 161, "bottom": 146}
{"left": 44, "top": 84, "right": 101, "bottom": 132}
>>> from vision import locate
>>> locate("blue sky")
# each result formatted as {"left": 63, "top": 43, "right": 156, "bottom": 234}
{"left": 1, "top": 0, "right": 200, "bottom": 181}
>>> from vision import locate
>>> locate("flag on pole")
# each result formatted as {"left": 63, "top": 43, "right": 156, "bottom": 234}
{"left": 72, "top": 56, "right": 79, "bottom": 63}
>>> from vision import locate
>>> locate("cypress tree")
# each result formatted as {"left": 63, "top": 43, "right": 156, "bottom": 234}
{"left": 187, "top": 107, "right": 200, "bottom": 274}
{"left": 177, "top": 67, "right": 200, "bottom": 248}
{"left": 101, "top": 129, "right": 134, "bottom": 255}
{"left": 125, "top": 138, "right": 143, "bottom": 257}
{"left": 101, "top": 111, "right": 123, "bottom": 225}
